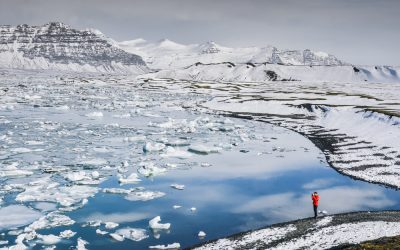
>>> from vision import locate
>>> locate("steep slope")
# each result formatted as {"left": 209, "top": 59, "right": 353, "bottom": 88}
{"left": 0, "top": 22, "right": 147, "bottom": 73}
{"left": 118, "top": 39, "right": 345, "bottom": 70}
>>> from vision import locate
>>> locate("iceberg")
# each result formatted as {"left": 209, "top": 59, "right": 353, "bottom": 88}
{"left": 149, "top": 216, "right": 171, "bottom": 230}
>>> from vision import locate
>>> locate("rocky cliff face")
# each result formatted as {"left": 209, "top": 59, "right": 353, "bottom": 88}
{"left": 0, "top": 22, "right": 146, "bottom": 73}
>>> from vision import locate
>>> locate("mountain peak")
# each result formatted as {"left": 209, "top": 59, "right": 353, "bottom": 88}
{"left": 198, "top": 41, "right": 221, "bottom": 54}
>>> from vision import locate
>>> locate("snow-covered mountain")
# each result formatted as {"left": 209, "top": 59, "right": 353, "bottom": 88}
{"left": 119, "top": 39, "right": 400, "bottom": 83}
{"left": 0, "top": 22, "right": 147, "bottom": 73}
{"left": 118, "top": 38, "right": 346, "bottom": 70}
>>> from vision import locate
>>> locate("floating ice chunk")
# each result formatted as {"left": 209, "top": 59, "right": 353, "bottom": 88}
{"left": 125, "top": 191, "right": 165, "bottom": 201}
{"left": 91, "top": 171, "right": 100, "bottom": 179}
{"left": 26, "top": 212, "right": 75, "bottom": 231}
{"left": 149, "top": 216, "right": 171, "bottom": 230}
{"left": 10, "top": 148, "right": 32, "bottom": 153}
{"left": 92, "top": 147, "right": 111, "bottom": 153}
{"left": 96, "top": 229, "right": 108, "bottom": 235}
{"left": 149, "top": 243, "right": 181, "bottom": 249}
{"left": 148, "top": 118, "right": 175, "bottom": 128}
{"left": 170, "top": 184, "right": 185, "bottom": 190}
{"left": 0, "top": 205, "right": 42, "bottom": 230}
{"left": 86, "top": 220, "right": 102, "bottom": 227}
{"left": 119, "top": 173, "right": 141, "bottom": 184}
{"left": 55, "top": 105, "right": 69, "bottom": 110}
{"left": 110, "top": 233, "right": 124, "bottom": 241}
{"left": 161, "top": 147, "right": 192, "bottom": 159}
{"left": 80, "top": 158, "right": 107, "bottom": 165}
{"left": 77, "top": 238, "right": 88, "bottom": 250}
{"left": 66, "top": 171, "right": 87, "bottom": 182}
{"left": 59, "top": 230, "right": 76, "bottom": 238}
{"left": 16, "top": 179, "right": 98, "bottom": 207}
{"left": 219, "top": 126, "right": 235, "bottom": 132}
{"left": 112, "top": 113, "right": 131, "bottom": 118}
{"left": 198, "top": 231, "right": 206, "bottom": 238}
{"left": 116, "top": 228, "right": 149, "bottom": 241}
{"left": 37, "top": 234, "right": 61, "bottom": 245}
{"left": 102, "top": 188, "right": 132, "bottom": 194}
{"left": 188, "top": 145, "right": 221, "bottom": 154}
{"left": 0, "top": 168, "right": 33, "bottom": 177}
{"left": 165, "top": 140, "right": 190, "bottom": 146}
{"left": 105, "top": 222, "right": 119, "bottom": 229}
{"left": 318, "top": 210, "right": 328, "bottom": 215}
{"left": 0, "top": 240, "right": 9, "bottom": 245}
{"left": 143, "top": 142, "right": 166, "bottom": 152}
{"left": 85, "top": 112, "right": 103, "bottom": 117}
{"left": 190, "top": 207, "right": 197, "bottom": 212}
{"left": 24, "top": 140, "right": 44, "bottom": 145}
{"left": 173, "top": 205, "right": 182, "bottom": 209}
{"left": 137, "top": 163, "right": 167, "bottom": 177}
{"left": 123, "top": 135, "right": 146, "bottom": 142}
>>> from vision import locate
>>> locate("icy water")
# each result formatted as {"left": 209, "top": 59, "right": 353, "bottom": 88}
{"left": 1, "top": 73, "right": 400, "bottom": 249}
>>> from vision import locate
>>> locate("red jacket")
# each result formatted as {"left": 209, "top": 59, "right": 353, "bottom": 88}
{"left": 312, "top": 194, "right": 319, "bottom": 206}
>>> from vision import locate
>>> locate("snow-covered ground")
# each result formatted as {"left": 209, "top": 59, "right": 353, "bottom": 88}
{"left": 194, "top": 211, "right": 400, "bottom": 250}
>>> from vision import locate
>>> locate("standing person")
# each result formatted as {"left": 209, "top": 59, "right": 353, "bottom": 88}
{"left": 311, "top": 192, "right": 319, "bottom": 219}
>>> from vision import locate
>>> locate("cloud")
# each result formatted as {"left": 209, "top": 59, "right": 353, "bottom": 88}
{"left": 82, "top": 211, "right": 150, "bottom": 223}
{"left": 233, "top": 186, "right": 396, "bottom": 221}
{"left": 0, "top": 205, "right": 42, "bottom": 230}
{"left": 302, "top": 178, "right": 338, "bottom": 190}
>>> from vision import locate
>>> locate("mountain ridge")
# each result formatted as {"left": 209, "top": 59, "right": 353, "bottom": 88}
{"left": 0, "top": 22, "right": 147, "bottom": 73}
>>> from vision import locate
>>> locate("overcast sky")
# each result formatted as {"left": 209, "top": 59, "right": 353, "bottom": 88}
{"left": 0, "top": 0, "right": 399, "bottom": 65}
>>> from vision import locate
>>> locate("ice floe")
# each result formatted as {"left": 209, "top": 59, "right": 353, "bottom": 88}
{"left": 59, "top": 229, "right": 76, "bottom": 238}
{"left": 115, "top": 228, "right": 149, "bottom": 241}
{"left": 118, "top": 173, "right": 142, "bottom": 184}
{"left": 188, "top": 145, "right": 221, "bottom": 154}
{"left": 76, "top": 238, "right": 88, "bottom": 250}
{"left": 149, "top": 216, "right": 171, "bottom": 230}
{"left": 104, "top": 222, "right": 119, "bottom": 229}
{"left": 37, "top": 234, "right": 61, "bottom": 245}
{"left": 85, "top": 112, "right": 103, "bottom": 117}
{"left": 198, "top": 231, "right": 206, "bottom": 238}
{"left": 96, "top": 229, "right": 108, "bottom": 235}
{"left": 25, "top": 212, "right": 75, "bottom": 231}
{"left": 125, "top": 191, "right": 165, "bottom": 201}
{"left": 170, "top": 184, "right": 185, "bottom": 190}
{"left": 137, "top": 162, "right": 167, "bottom": 177}
{"left": 143, "top": 142, "right": 166, "bottom": 152}
{"left": 161, "top": 147, "right": 192, "bottom": 159}
{"left": 109, "top": 233, "right": 124, "bottom": 241}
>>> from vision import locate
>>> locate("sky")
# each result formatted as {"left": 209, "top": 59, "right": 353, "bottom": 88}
{"left": 0, "top": 0, "right": 399, "bottom": 65}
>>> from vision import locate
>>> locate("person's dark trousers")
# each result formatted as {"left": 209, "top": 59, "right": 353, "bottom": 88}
{"left": 313, "top": 205, "right": 318, "bottom": 218}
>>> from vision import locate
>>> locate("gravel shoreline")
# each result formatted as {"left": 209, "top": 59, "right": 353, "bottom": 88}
{"left": 188, "top": 210, "right": 400, "bottom": 249}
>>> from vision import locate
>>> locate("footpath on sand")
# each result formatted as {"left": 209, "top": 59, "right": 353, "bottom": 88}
{"left": 190, "top": 210, "right": 400, "bottom": 250}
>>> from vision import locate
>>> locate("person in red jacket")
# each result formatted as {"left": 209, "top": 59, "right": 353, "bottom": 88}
{"left": 311, "top": 192, "right": 319, "bottom": 219}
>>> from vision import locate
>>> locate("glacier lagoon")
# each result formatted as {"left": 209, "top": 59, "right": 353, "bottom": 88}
{"left": 1, "top": 71, "right": 400, "bottom": 249}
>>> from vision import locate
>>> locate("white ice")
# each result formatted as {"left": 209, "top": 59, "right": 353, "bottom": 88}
{"left": 149, "top": 216, "right": 171, "bottom": 230}
{"left": 115, "top": 228, "right": 149, "bottom": 241}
